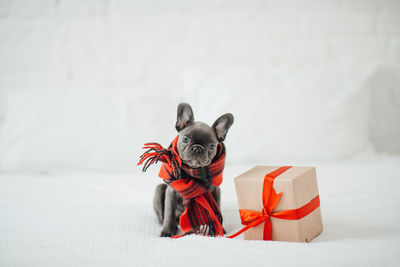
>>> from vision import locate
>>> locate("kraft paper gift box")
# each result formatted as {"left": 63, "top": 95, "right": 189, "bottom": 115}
{"left": 231, "top": 166, "right": 323, "bottom": 242}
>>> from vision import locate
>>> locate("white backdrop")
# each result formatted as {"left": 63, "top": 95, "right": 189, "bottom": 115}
{"left": 0, "top": 0, "right": 400, "bottom": 172}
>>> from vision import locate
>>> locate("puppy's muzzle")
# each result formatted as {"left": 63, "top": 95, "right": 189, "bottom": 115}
{"left": 191, "top": 144, "right": 205, "bottom": 154}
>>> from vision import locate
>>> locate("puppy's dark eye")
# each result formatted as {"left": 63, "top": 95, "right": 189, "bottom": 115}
{"left": 182, "top": 137, "right": 189, "bottom": 143}
{"left": 209, "top": 144, "right": 216, "bottom": 150}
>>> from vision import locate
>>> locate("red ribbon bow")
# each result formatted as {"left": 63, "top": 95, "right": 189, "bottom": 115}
{"left": 227, "top": 166, "right": 320, "bottom": 240}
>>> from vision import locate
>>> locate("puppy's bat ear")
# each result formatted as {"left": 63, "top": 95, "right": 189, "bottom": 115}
{"left": 176, "top": 103, "right": 194, "bottom": 131}
{"left": 212, "top": 113, "right": 234, "bottom": 142}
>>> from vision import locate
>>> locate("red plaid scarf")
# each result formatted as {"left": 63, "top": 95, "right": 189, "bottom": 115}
{"left": 138, "top": 136, "right": 225, "bottom": 237}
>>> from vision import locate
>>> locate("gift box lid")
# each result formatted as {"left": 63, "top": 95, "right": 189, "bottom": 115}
{"left": 234, "top": 165, "right": 319, "bottom": 212}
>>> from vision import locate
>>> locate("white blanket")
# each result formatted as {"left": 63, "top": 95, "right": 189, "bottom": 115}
{"left": 1, "top": 157, "right": 400, "bottom": 266}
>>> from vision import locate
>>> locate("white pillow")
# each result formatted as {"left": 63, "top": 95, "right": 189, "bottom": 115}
{"left": 180, "top": 63, "right": 372, "bottom": 163}
{"left": 0, "top": 65, "right": 372, "bottom": 172}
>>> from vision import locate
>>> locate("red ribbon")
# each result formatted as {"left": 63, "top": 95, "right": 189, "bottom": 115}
{"left": 227, "top": 166, "right": 320, "bottom": 240}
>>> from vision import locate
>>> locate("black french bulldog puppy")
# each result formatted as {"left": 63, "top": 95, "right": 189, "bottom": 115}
{"left": 153, "top": 103, "right": 234, "bottom": 237}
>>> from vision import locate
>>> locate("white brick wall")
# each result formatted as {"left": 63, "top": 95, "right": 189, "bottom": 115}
{"left": 0, "top": 0, "right": 399, "bottom": 171}
{"left": 1, "top": 0, "right": 399, "bottom": 88}
{"left": 1, "top": 1, "right": 398, "bottom": 80}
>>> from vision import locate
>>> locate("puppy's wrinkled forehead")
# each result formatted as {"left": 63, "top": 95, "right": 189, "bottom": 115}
{"left": 180, "top": 122, "right": 217, "bottom": 144}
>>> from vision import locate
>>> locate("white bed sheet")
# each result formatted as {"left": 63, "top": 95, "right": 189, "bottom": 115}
{"left": 1, "top": 156, "right": 400, "bottom": 266}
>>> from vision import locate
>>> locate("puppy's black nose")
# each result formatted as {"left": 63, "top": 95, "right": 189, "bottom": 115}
{"left": 191, "top": 144, "right": 204, "bottom": 154}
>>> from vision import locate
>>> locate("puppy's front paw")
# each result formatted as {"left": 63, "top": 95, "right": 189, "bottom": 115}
{"left": 160, "top": 227, "right": 177, "bottom": 237}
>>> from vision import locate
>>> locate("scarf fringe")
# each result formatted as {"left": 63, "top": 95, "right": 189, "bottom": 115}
{"left": 138, "top": 142, "right": 181, "bottom": 178}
